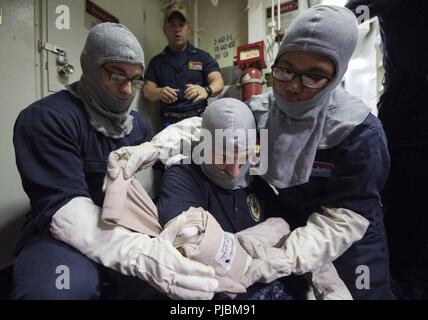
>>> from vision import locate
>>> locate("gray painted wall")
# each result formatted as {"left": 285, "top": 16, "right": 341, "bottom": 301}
{"left": 0, "top": 0, "right": 37, "bottom": 270}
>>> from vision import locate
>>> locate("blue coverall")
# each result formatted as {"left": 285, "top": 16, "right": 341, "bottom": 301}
{"left": 145, "top": 43, "right": 220, "bottom": 128}
{"left": 12, "top": 90, "right": 153, "bottom": 299}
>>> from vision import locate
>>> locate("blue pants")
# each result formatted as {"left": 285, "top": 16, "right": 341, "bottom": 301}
{"left": 11, "top": 236, "right": 149, "bottom": 300}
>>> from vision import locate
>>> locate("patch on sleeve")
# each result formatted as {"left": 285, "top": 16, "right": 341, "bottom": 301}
{"left": 311, "top": 161, "right": 335, "bottom": 178}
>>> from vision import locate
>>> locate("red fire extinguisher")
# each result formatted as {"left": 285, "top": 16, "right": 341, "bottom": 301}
{"left": 240, "top": 67, "right": 263, "bottom": 102}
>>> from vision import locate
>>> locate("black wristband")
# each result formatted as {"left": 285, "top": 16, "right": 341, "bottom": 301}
{"left": 205, "top": 85, "right": 213, "bottom": 97}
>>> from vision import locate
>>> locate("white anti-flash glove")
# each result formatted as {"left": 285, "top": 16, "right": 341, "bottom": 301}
{"left": 50, "top": 197, "right": 219, "bottom": 300}
{"left": 107, "top": 117, "right": 202, "bottom": 180}
{"left": 237, "top": 206, "right": 370, "bottom": 288}
{"left": 107, "top": 142, "right": 160, "bottom": 180}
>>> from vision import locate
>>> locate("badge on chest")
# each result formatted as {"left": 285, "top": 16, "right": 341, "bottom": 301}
{"left": 247, "top": 193, "right": 261, "bottom": 222}
{"left": 188, "top": 61, "right": 203, "bottom": 71}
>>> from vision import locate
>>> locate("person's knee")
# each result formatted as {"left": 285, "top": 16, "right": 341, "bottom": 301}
{"left": 12, "top": 237, "right": 101, "bottom": 300}
{"left": 12, "top": 274, "right": 100, "bottom": 300}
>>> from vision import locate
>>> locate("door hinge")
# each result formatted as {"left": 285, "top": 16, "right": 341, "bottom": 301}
{"left": 38, "top": 40, "right": 65, "bottom": 56}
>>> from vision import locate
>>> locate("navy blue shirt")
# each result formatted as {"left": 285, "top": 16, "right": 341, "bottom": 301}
{"left": 156, "top": 164, "right": 282, "bottom": 231}
{"left": 277, "top": 114, "right": 394, "bottom": 300}
{"left": 145, "top": 44, "right": 220, "bottom": 113}
{"left": 13, "top": 90, "right": 153, "bottom": 253}
{"left": 155, "top": 164, "right": 303, "bottom": 300}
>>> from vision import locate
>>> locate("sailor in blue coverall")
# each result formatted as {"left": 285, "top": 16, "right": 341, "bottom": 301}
{"left": 245, "top": 5, "right": 395, "bottom": 299}
{"left": 11, "top": 23, "right": 153, "bottom": 300}
{"left": 155, "top": 99, "right": 305, "bottom": 300}
{"left": 143, "top": 2, "right": 224, "bottom": 128}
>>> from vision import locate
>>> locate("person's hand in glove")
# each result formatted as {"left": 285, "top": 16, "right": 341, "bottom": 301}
{"left": 108, "top": 142, "right": 160, "bottom": 180}
{"left": 162, "top": 207, "right": 290, "bottom": 294}
{"left": 238, "top": 242, "right": 292, "bottom": 288}
{"left": 50, "top": 197, "right": 219, "bottom": 300}
{"left": 151, "top": 117, "right": 202, "bottom": 169}
{"left": 237, "top": 206, "right": 370, "bottom": 288}
{"left": 107, "top": 117, "right": 202, "bottom": 180}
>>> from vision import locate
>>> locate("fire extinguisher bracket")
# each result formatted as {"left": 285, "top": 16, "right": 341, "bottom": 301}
{"left": 240, "top": 74, "right": 264, "bottom": 85}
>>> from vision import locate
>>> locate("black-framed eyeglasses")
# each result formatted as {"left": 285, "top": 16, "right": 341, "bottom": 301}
{"left": 272, "top": 65, "right": 332, "bottom": 89}
{"left": 103, "top": 66, "right": 146, "bottom": 89}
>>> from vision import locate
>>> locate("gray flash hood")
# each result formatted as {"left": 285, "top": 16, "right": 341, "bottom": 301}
{"left": 67, "top": 23, "right": 145, "bottom": 139}
{"left": 253, "top": 5, "right": 371, "bottom": 189}
{"left": 199, "top": 98, "right": 256, "bottom": 190}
